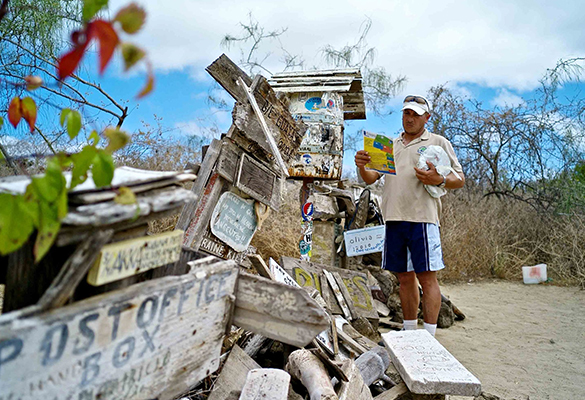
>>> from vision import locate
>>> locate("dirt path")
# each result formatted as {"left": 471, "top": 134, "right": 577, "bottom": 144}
{"left": 435, "top": 280, "right": 585, "bottom": 400}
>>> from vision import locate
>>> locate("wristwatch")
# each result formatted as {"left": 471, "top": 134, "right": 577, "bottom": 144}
{"left": 436, "top": 175, "right": 446, "bottom": 189}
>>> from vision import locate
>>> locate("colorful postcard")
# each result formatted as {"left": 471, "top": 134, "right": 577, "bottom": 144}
{"left": 363, "top": 130, "right": 396, "bottom": 175}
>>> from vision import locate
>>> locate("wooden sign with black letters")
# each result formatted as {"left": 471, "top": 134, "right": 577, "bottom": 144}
{"left": 0, "top": 258, "right": 238, "bottom": 400}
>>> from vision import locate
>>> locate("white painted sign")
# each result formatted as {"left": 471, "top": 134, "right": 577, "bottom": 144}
{"left": 382, "top": 330, "right": 481, "bottom": 396}
{"left": 0, "top": 260, "right": 238, "bottom": 400}
{"left": 344, "top": 225, "right": 385, "bottom": 257}
{"left": 211, "top": 192, "right": 257, "bottom": 252}
{"left": 87, "top": 230, "right": 184, "bottom": 286}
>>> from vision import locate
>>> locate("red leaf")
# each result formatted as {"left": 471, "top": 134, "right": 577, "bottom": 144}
{"left": 58, "top": 41, "right": 90, "bottom": 80}
{"left": 8, "top": 97, "right": 22, "bottom": 128}
{"left": 91, "top": 20, "right": 119, "bottom": 75}
{"left": 21, "top": 97, "right": 37, "bottom": 133}
{"left": 137, "top": 66, "right": 154, "bottom": 98}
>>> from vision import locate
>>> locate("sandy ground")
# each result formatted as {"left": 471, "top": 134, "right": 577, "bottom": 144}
{"left": 434, "top": 280, "right": 585, "bottom": 400}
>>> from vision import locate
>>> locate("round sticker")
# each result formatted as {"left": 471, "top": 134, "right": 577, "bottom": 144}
{"left": 302, "top": 154, "right": 312, "bottom": 165}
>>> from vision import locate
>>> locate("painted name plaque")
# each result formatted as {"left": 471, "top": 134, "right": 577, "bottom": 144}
{"left": 87, "top": 230, "right": 184, "bottom": 286}
{"left": 0, "top": 259, "right": 238, "bottom": 400}
{"left": 344, "top": 225, "right": 385, "bottom": 257}
{"left": 210, "top": 192, "right": 257, "bottom": 252}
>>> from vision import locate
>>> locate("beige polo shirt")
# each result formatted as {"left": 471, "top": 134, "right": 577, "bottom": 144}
{"left": 379, "top": 129, "right": 463, "bottom": 224}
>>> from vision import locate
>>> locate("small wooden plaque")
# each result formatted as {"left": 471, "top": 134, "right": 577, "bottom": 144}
{"left": 87, "top": 230, "right": 184, "bottom": 286}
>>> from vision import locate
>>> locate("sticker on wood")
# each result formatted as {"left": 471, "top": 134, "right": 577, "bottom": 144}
{"left": 86, "top": 230, "right": 184, "bottom": 286}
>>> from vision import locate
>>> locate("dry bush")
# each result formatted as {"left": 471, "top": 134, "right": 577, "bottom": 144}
{"left": 251, "top": 181, "right": 301, "bottom": 262}
{"left": 440, "top": 190, "right": 585, "bottom": 287}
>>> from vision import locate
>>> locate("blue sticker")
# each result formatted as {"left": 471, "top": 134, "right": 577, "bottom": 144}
{"left": 418, "top": 146, "right": 427, "bottom": 154}
{"left": 302, "top": 154, "right": 312, "bottom": 165}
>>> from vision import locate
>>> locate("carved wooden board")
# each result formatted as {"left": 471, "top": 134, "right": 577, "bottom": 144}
{"left": 280, "top": 256, "right": 377, "bottom": 320}
{"left": 207, "top": 54, "right": 305, "bottom": 165}
{"left": 0, "top": 258, "right": 238, "bottom": 400}
{"left": 86, "top": 230, "right": 184, "bottom": 286}
{"left": 199, "top": 230, "right": 248, "bottom": 264}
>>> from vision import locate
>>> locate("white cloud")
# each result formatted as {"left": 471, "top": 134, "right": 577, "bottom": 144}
{"left": 107, "top": 0, "right": 585, "bottom": 96}
{"left": 491, "top": 89, "right": 525, "bottom": 107}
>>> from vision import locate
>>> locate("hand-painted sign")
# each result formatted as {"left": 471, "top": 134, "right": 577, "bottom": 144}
{"left": 199, "top": 230, "right": 248, "bottom": 264}
{"left": 0, "top": 259, "right": 238, "bottom": 400}
{"left": 344, "top": 225, "right": 385, "bottom": 257}
{"left": 210, "top": 192, "right": 258, "bottom": 252}
{"left": 87, "top": 230, "right": 184, "bottom": 286}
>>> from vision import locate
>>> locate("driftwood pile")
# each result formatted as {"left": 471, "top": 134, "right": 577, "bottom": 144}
{"left": 181, "top": 254, "right": 468, "bottom": 400}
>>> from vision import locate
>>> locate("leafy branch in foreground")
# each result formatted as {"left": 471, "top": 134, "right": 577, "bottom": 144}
{"left": 0, "top": 0, "right": 154, "bottom": 261}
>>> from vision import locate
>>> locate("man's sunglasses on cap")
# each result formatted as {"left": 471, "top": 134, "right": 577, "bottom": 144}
{"left": 403, "top": 95, "right": 429, "bottom": 108}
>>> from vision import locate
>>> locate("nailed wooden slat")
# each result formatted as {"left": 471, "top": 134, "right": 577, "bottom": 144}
{"left": 176, "top": 139, "right": 222, "bottom": 233}
{"left": 233, "top": 272, "right": 329, "bottom": 347}
{"left": 271, "top": 68, "right": 361, "bottom": 78}
{"left": 0, "top": 259, "right": 238, "bottom": 400}
{"left": 207, "top": 344, "right": 261, "bottom": 400}
{"left": 37, "top": 230, "right": 114, "bottom": 310}
{"left": 323, "top": 269, "right": 353, "bottom": 320}
{"left": 206, "top": 53, "right": 253, "bottom": 103}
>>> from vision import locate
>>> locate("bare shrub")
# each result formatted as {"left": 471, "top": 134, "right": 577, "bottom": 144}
{"left": 440, "top": 190, "right": 585, "bottom": 287}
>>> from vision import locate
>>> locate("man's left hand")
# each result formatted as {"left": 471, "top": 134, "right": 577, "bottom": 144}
{"left": 414, "top": 161, "right": 443, "bottom": 186}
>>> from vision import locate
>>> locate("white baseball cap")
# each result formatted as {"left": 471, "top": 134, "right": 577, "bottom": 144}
{"left": 402, "top": 95, "right": 431, "bottom": 115}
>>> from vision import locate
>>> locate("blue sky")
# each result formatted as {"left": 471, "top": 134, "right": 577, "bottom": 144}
{"left": 8, "top": 0, "right": 585, "bottom": 174}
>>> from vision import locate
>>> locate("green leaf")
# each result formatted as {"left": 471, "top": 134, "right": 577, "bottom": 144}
{"left": 114, "top": 3, "right": 146, "bottom": 34}
{"left": 82, "top": 0, "right": 109, "bottom": 22}
{"left": 0, "top": 194, "right": 35, "bottom": 256}
{"left": 70, "top": 145, "right": 97, "bottom": 190}
{"left": 31, "top": 158, "right": 66, "bottom": 202}
{"left": 0, "top": 116, "right": 3, "bottom": 130}
{"left": 121, "top": 43, "right": 145, "bottom": 71}
{"left": 66, "top": 110, "right": 82, "bottom": 140}
{"left": 60, "top": 108, "right": 71, "bottom": 127}
{"left": 92, "top": 150, "right": 115, "bottom": 187}
{"left": 104, "top": 127, "right": 130, "bottom": 154}
{"left": 88, "top": 130, "right": 100, "bottom": 145}
{"left": 34, "top": 200, "right": 61, "bottom": 262}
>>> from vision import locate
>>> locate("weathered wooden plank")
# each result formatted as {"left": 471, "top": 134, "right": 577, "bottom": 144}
{"left": 239, "top": 368, "right": 291, "bottom": 400}
{"left": 176, "top": 139, "right": 222, "bottom": 233}
{"left": 216, "top": 138, "right": 242, "bottom": 183}
{"left": 208, "top": 55, "right": 305, "bottom": 166}
{"left": 237, "top": 153, "right": 278, "bottom": 209}
{"left": 38, "top": 230, "right": 114, "bottom": 310}
{"left": 238, "top": 76, "right": 289, "bottom": 177}
{"left": 372, "top": 383, "right": 409, "bottom": 400}
{"left": 206, "top": 54, "right": 253, "bottom": 104}
{"left": 336, "top": 317, "right": 379, "bottom": 353}
{"left": 269, "top": 258, "right": 334, "bottom": 354}
{"left": 0, "top": 258, "right": 239, "bottom": 400}
{"left": 337, "top": 360, "right": 374, "bottom": 400}
{"left": 199, "top": 230, "right": 249, "bottom": 264}
{"left": 280, "top": 257, "right": 377, "bottom": 320}
{"left": 86, "top": 230, "right": 183, "bottom": 286}
{"left": 69, "top": 173, "right": 196, "bottom": 205}
{"left": 182, "top": 172, "right": 226, "bottom": 250}
{"left": 382, "top": 330, "right": 482, "bottom": 396}
{"left": 232, "top": 272, "right": 329, "bottom": 347}
{"left": 208, "top": 344, "right": 261, "bottom": 400}
{"left": 248, "top": 254, "right": 274, "bottom": 280}
{"left": 323, "top": 269, "right": 353, "bottom": 320}
{"left": 62, "top": 186, "right": 196, "bottom": 227}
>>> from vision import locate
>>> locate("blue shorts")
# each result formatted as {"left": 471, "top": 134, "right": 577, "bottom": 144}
{"left": 382, "top": 221, "right": 445, "bottom": 273}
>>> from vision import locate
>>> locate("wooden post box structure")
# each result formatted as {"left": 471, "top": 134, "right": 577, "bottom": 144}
{"left": 269, "top": 69, "right": 366, "bottom": 181}
{"left": 269, "top": 69, "right": 366, "bottom": 262}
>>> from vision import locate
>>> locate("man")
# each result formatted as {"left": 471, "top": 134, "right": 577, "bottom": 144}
{"left": 355, "top": 95, "right": 464, "bottom": 336}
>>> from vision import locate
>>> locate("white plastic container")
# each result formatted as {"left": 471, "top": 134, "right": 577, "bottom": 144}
{"left": 522, "top": 263, "right": 547, "bottom": 284}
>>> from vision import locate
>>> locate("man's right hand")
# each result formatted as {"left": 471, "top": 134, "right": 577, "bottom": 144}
{"left": 355, "top": 150, "right": 371, "bottom": 168}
